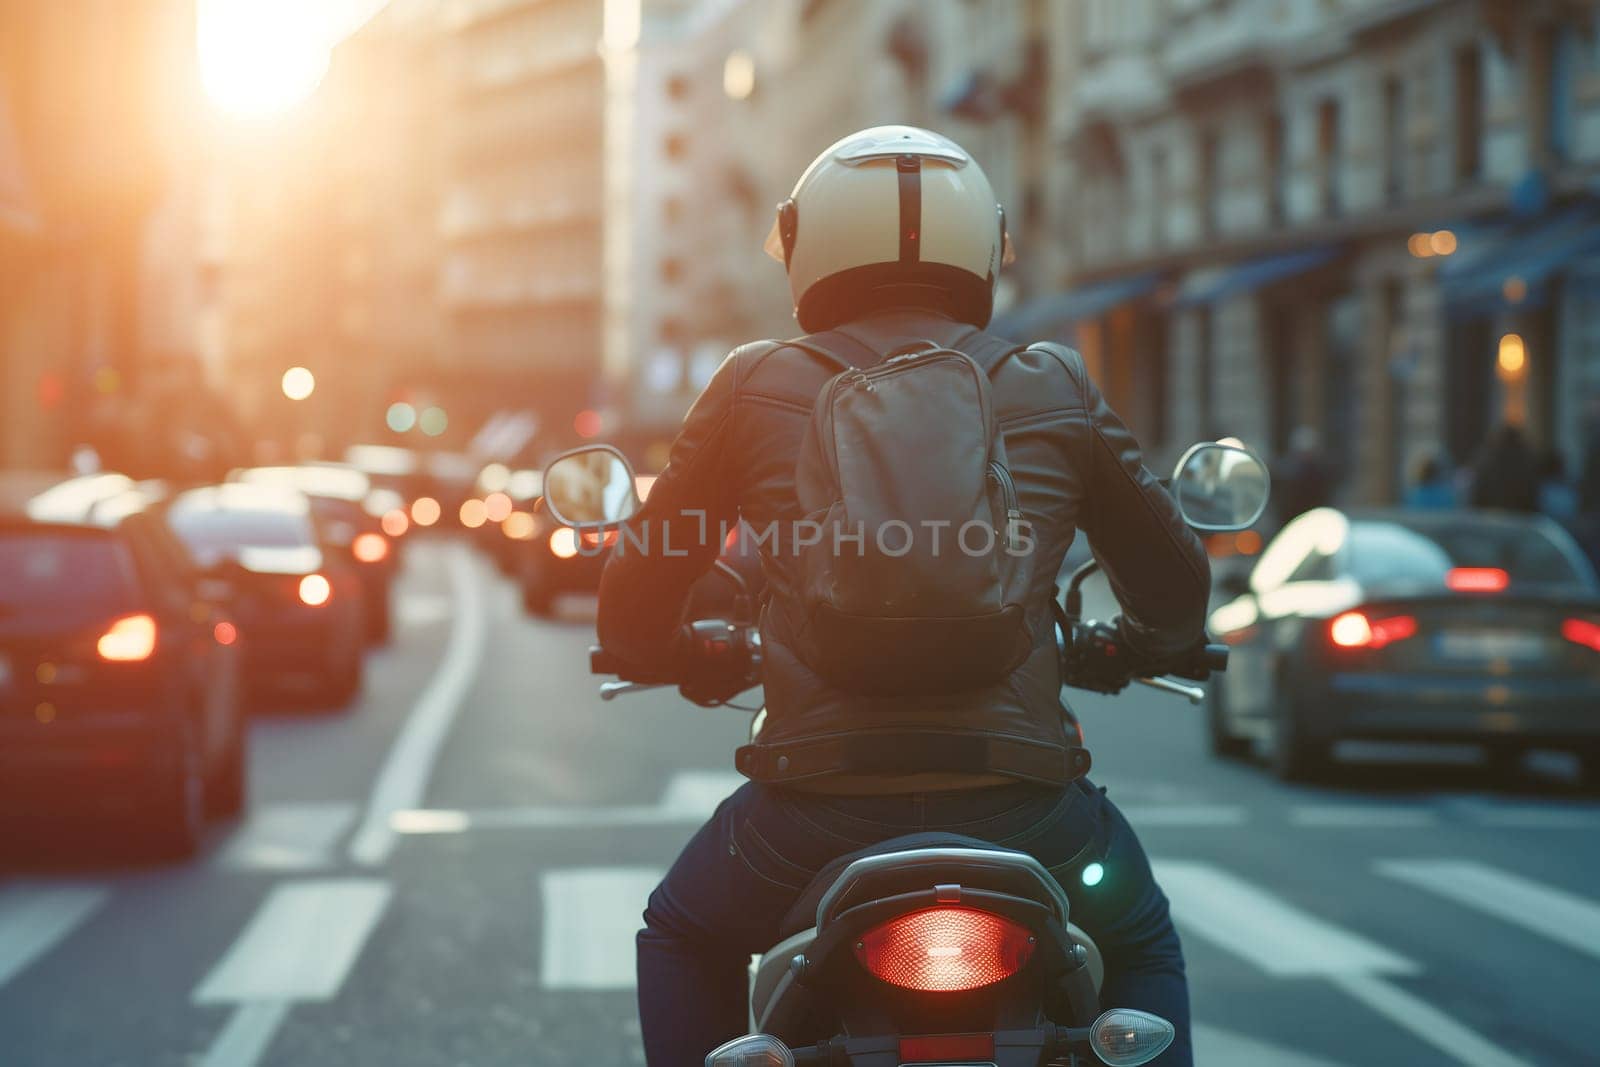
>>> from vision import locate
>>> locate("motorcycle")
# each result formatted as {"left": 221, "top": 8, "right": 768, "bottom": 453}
{"left": 542, "top": 440, "right": 1271, "bottom": 1067}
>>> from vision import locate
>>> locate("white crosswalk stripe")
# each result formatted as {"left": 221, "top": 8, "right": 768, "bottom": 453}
{"left": 0, "top": 883, "right": 108, "bottom": 989}
{"left": 539, "top": 867, "right": 663, "bottom": 991}
{"left": 1152, "top": 860, "right": 1417, "bottom": 976}
{"left": 1376, "top": 858, "right": 1600, "bottom": 963}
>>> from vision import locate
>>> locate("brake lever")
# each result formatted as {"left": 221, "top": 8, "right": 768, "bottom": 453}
{"left": 599, "top": 681, "right": 665, "bottom": 701}
{"left": 1135, "top": 676, "right": 1206, "bottom": 704}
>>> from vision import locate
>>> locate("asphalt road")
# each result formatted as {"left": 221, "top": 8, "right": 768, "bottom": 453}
{"left": 2, "top": 539, "right": 1599, "bottom": 1067}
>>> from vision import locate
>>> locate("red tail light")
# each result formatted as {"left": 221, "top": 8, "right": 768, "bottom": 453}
{"left": 97, "top": 613, "right": 158, "bottom": 662}
{"left": 352, "top": 532, "right": 389, "bottom": 563}
{"left": 298, "top": 573, "right": 332, "bottom": 606}
{"left": 1563, "top": 618, "right": 1600, "bottom": 653}
{"left": 1447, "top": 567, "right": 1509, "bottom": 593}
{"left": 1329, "top": 611, "right": 1417, "bottom": 650}
{"left": 854, "top": 907, "right": 1035, "bottom": 993}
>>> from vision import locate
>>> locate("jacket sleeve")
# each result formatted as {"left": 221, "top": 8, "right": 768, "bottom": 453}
{"left": 1072, "top": 358, "right": 1212, "bottom": 660}
{"left": 595, "top": 348, "right": 744, "bottom": 677}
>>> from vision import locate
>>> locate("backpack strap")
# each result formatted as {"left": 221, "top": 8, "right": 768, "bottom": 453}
{"left": 780, "top": 328, "right": 880, "bottom": 373}
{"left": 957, "top": 330, "right": 1029, "bottom": 376}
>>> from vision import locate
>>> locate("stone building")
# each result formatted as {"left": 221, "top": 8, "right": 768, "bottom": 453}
{"left": 1035, "top": 0, "right": 1600, "bottom": 501}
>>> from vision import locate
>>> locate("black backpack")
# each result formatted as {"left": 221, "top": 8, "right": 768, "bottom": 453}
{"left": 785, "top": 329, "right": 1036, "bottom": 697}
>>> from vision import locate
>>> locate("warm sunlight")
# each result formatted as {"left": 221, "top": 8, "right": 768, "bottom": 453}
{"left": 197, "top": 0, "right": 335, "bottom": 118}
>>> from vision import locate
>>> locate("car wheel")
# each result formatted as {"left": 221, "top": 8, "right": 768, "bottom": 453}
{"left": 326, "top": 643, "right": 364, "bottom": 707}
{"left": 207, "top": 712, "right": 248, "bottom": 819}
{"left": 143, "top": 720, "right": 205, "bottom": 861}
{"left": 1206, "top": 675, "right": 1250, "bottom": 760}
{"left": 365, "top": 587, "right": 392, "bottom": 645}
{"left": 1267, "top": 667, "right": 1329, "bottom": 783}
{"left": 1575, "top": 748, "right": 1600, "bottom": 792}
{"left": 521, "top": 563, "right": 553, "bottom": 617}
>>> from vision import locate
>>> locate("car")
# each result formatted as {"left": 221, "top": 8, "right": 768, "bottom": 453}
{"left": 470, "top": 465, "right": 541, "bottom": 575}
{"left": 227, "top": 465, "right": 400, "bottom": 642}
{"left": 0, "top": 473, "right": 246, "bottom": 858}
{"left": 163, "top": 484, "right": 365, "bottom": 707}
{"left": 1207, "top": 507, "right": 1600, "bottom": 782}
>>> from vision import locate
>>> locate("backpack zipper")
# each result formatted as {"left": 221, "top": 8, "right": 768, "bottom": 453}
{"left": 988, "top": 461, "right": 1023, "bottom": 545}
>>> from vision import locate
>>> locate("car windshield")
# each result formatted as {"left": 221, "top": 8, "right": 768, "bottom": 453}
{"left": 0, "top": 531, "right": 135, "bottom": 612}
{"left": 166, "top": 509, "right": 313, "bottom": 558}
{"left": 1348, "top": 518, "right": 1594, "bottom": 590}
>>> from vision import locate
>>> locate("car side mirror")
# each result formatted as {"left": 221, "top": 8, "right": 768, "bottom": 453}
{"left": 541, "top": 445, "right": 642, "bottom": 529}
{"left": 1170, "top": 442, "right": 1271, "bottom": 532}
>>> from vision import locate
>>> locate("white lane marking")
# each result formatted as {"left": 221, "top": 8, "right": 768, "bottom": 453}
{"left": 395, "top": 593, "right": 453, "bottom": 628}
{"left": 193, "top": 879, "right": 392, "bottom": 1003}
{"left": 195, "top": 1001, "right": 290, "bottom": 1067}
{"left": 540, "top": 868, "right": 662, "bottom": 991}
{"left": 1152, "top": 861, "right": 1417, "bottom": 977}
{"left": 1466, "top": 805, "right": 1600, "bottom": 829}
{"left": 1377, "top": 859, "right": 1600, "bottom": 963}
{"left": 659, "top": 770, "right": 746, "bottom": 816}
{"left": 1118, "top": 804, "right": 1247, "bottom": 827}
{"left": 215, "top": 804, "right": 358, "bottom": 871}
{"left": 391, "top": 769, "right": 748, "bottom": 835}
{"left": 0, "top": 884, "right": 108, "bottom": 988}
{"left": 1330, "top": 974, "right": 1535, "bottom": 1067}
{"left": 1192, "top": 1023, "right": 1354, "bottom": 1067}
{"left": 1290, "top": 805, "right": 1437, "bottom": 829}
{"left": 350, "top": 544, "right": 486, "bottom": 866}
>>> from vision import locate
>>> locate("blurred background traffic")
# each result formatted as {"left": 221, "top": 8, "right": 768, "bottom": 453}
{"left": 5, "top": 3, "right": 1600, "bottom": 1066}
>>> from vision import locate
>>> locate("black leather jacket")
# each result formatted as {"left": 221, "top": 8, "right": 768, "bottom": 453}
{"left": 597, "top": 306, "right": 1210, "bottom": 788}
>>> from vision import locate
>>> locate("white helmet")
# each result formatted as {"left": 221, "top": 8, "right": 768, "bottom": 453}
{"left": 764, "top": 125, "right": 1013, "bottom": 333}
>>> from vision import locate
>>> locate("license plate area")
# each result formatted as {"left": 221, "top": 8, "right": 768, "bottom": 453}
{"left": 1434, "top": 631, "right": 1549, "bottom": 662}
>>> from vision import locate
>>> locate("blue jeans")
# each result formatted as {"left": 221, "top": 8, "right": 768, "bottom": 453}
{"left": 636, "top": 778, "right": 1190, "bottom": 1067}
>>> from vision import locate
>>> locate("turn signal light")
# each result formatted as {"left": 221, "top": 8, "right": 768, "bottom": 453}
{"left": 1329, "top": 611, "right": 1417, "bottom": 650}
{"left": 1447, "top": 567, "right": 1509, "bottom": 593}
{"left": 854, "top": 906, "right": 1035, "bottom": 992}
{"left": 298, "top": 573, "right": 332, "bottom": 606}
{"left": 352, "top": 532, "right": 389, "bottom": 563}
{"left": 1562, "top": 618, "right": 1600, "bottom": 653}
{"left": 97, "top": 614, "right": 158, "bottom": 662}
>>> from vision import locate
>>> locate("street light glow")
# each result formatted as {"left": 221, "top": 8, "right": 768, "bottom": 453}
{"left": 281, "top": 366, "right": 316, "bottom": 400}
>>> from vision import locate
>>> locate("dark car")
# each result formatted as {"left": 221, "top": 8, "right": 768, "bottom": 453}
{"left": 228, "top": 465, "right": 399, "bottom": 642}
{"left": 0, "top": 474, "right": 246, "bottom": 858}
{"left": 164, "top": 485, "right": 365, "bottom": 706}
{"left": 472, "top": 465, "right": 541, "bottom": 575}
{"left": 1207, "top": 507, "right": 1600, "bottom": 782}
{"left": 516, "top": 473, "right": 653, "bottom": 617}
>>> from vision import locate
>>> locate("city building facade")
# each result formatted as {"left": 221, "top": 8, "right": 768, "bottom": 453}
{"left": 1041, "top": 0, "right": 1600, "bottom": 501}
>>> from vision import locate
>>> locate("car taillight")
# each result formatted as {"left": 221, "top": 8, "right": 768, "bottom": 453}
{"left": 97, "top": 613, "right": 157, "bottom": 662}
{"left": 1562, "top": 618, "right": 1600, "bottom": 653}
{"left": 1447, "top": 567, "right": 1509, "bottom": 593}
{"left": 352, "top": 532, "right": 389, "bottom": 563}
{"left": 580, "top": 529, "right": 618, "bottom": 549}
{"left": 549, "top": 528, "right": 579, "bottom": 559}
{"left": 381, "top": 508, "right": 410, "bottom": 537}
{"left": 1329, "top": 611, "right": 1417, "bottom": 650}
{"left": 298, "top": 573, "right": 332, "bottom": 606}
{"left": 854, "top": 906, "right": 1035, "bottom": 993}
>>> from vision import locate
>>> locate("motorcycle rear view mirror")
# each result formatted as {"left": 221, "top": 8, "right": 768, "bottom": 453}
{"left": 1170, "top": 441, "right": 1270, "bottom": 532}
{"left": 541, "top": 445, "right": 642, "bottom": 529}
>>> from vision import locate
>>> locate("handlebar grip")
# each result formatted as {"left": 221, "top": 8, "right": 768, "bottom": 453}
{"left": 589, "top": 645, "right": 622, "bottom": 676}
{"left": 1204, "top": 643, "right": 1229, "bottom": 673}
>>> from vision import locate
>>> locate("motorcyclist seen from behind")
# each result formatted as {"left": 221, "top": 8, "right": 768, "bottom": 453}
{"left": 595, "top": 126, "right": 1211, "bottom": 1066}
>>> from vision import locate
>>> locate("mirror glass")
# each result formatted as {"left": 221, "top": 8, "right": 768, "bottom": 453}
{"left": 542, "top": 446, "right": 641, "bottom": 528}
{"left": 1171, "top": 443, "right": 1271, "bottom": 532}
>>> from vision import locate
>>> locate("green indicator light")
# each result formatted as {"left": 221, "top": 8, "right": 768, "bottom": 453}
{"left": 1081, "top": 862, "right": 1105, "bottom": 888}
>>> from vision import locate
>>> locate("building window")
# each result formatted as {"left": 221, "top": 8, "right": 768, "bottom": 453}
{"left": 1199, "top": 128, "right": 1221, "bottom": 237}
{"left": 1383, "top": 74, "right": 1405, "bottom": 203}
{"left": 1455, "top": 44, "right": 1483, "bottom": 183}
{"left": 665, "top": 74, "right": 691, "bottom": 101}
{"left": 1263, "top": 112, "right": 1285, "bottom": 225}
{"left": 1150, "top": 145, "right": 1168, "bottom": 247}
{"left": 663, "top": 133, "right": 688, "bottom": 161}
{"left": 1533, "top": 25, "right": 1576, "bottom": 163}
{"left": 1317, "top": 98, "right": 1342, "bottom": 216}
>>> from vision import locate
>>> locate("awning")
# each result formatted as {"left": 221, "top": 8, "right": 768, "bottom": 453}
{"left": 996, "top": 271, "right": 1162, "bottom": 337}
{"left": 1440, "top": 204, "right": 1600, "bottom": 310}
{"left": 1170, "top": 246, "right": 1338, "bottom": 309}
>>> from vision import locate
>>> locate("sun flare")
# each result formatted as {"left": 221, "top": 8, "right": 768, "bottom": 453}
{"left": 198, "top": 0, "right": 333, "bottom": 118}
